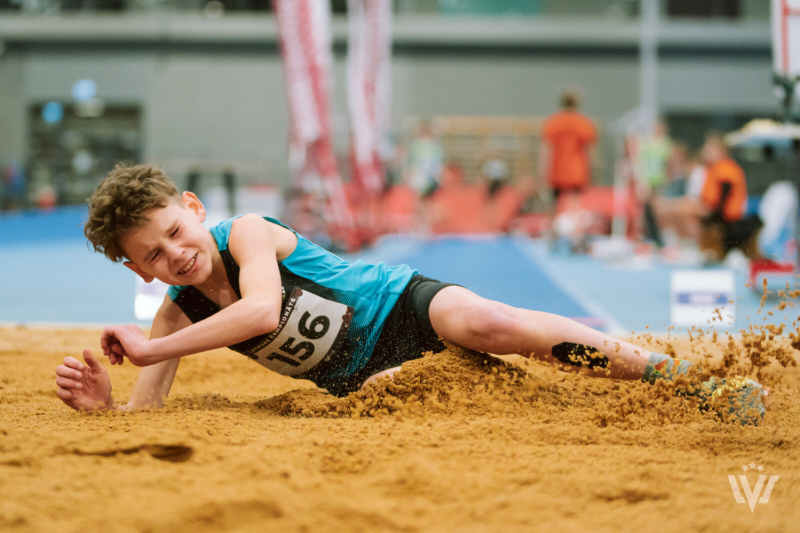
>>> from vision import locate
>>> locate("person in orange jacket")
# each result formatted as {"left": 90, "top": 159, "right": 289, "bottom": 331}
{"left": 654, "top": 132, "right": 761, "bottom": 262}
{"left": 538, "top": 91, "right": 597, "bottom": 242}
{"left": 698, "top": 132, "right": 761, "bottom": 262}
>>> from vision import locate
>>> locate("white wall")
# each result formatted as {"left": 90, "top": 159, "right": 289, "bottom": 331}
{"left": 393, "top": 55, "right": 640, "bottom": 119}
{"left": 144, "top": 55, "right": 289, "bottom": 180}
{"left": 659, "top": 57, "right": 775, "bottom": 112}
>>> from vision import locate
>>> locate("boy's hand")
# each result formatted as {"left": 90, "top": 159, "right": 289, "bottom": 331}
{"left": 55, "top": 349, "right": 115, "bottom": 411}
{"left": 101, "top": 324, "right": 154, "bottom": 366}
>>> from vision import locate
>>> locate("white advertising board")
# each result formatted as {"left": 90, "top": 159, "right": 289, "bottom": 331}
{"left": 134, "top": 276, "right": 170, "bottom": 321}
{"left": 670, "top": 270, "right": 735, "bottom": 328}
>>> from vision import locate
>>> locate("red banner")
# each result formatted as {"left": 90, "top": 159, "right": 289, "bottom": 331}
{"left": 347, "top": 0, "right": 392, "bottom": 197}
{"left": 275, "top": 0, "right": 353, "bottom": 233}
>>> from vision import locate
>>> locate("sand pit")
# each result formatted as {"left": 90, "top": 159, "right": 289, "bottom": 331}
{"left": 1, "top": 326, "right": 799, "bottom": 532}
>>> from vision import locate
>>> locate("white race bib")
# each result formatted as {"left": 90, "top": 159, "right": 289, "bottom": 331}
{"left": 247, "top": 287, "right": 353, "bottom": 376}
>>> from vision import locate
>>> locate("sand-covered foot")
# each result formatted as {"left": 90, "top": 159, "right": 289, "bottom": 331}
{"left": 699, "top": 376, "right": 766, "bottom": 426}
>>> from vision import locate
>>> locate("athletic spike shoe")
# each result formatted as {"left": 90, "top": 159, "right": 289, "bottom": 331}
{"left": 699, "top": 376, "right": 766, "bottom": 426}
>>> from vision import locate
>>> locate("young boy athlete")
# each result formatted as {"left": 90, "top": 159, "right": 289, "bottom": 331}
{"left": 54, "top": 165, "right": 766, "bottom": 423}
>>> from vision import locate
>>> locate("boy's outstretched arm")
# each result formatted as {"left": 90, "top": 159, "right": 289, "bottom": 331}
{"left": 101, "top": 215, "right": 284, "bottom": 367}
{"left": 123, "top": 296, "right": 191, "bottom": 409}
{"left": 55, "top": 295, "right": 191, "bottom": 411}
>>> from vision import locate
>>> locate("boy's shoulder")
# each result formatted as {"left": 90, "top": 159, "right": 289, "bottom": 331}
{"left": 207, "top": 214, "right": 280, "bottom": 251}
{"left": 227, "top": 214, "right": 297, "bottom": 244}
{"left": 226, "top": 214, "right": 295, "bottom": 235}
{"left": 225, "top": 214, "right": 299, "bottom": 267}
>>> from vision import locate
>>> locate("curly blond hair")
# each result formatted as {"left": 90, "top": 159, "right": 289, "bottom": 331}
{"left": 84, "top": 164, "right": 180, "bottom": 262}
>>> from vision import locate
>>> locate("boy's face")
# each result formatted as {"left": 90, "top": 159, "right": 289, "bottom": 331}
{"left": 121, "top": 192, "right": 218, "bottom": 287}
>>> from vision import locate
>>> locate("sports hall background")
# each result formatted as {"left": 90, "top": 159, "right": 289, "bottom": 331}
{"left": 0, "top": 1, "right": 788, "bottom": 332}
{"left": 0, "top": 0, "right": 775, "bottom": 192}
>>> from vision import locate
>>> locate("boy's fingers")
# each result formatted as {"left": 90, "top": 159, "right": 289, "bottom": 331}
{"left": 56, "top": 388, "right": 74, "bottom": 400}
{"left": 63, "top": 356, "right": 85, "bottom": 371}
{"left": 56, "top": 377, "right": 82, "bottom": 390}
{"left": 55, "top": 365, "right": 82, "bottom": 381}
{"left": 83, "top": 349, "right": 103, "bottom": 371}
{"left": 100, "top": 329, "right": 116, "bottom": 355}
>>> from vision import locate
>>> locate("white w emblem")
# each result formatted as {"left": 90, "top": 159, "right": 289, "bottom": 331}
{"left": 728, "top": 474, "right": 780, "bottom": 512}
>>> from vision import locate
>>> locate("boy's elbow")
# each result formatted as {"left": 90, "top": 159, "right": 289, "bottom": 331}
{"left": 248, "top": 301, "right": 280, "bottom": 335}
{"left": 263, "top": 312, "right": 280, "bottom": 334}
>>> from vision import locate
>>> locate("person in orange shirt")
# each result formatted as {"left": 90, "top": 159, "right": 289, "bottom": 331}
{"left": 701, "top": 134, "right": 747, "bottom": 223}
{"left": 655, "top": 132, "right": 760, "bottom": 262}
{"left": 698, "top": 132, "right": 761, "bottom": 262}
{"left": 538, "top": 91, "right": 597, "bottom": 243}
{"left": 539, "top": 91, "right": 597, "bottom": 196}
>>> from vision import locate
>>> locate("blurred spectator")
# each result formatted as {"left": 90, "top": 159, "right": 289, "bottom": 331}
{"left": 637, "top": 121, "right": 673, "bottom": 194}
{"left": 427, "top": 164, "right": 488, "bottom": 234}
{"left": 685, "top": 150, "right": 708, "bottom": 200}
{"left": 552, "top": 192, "right": 594, "bottom": 253}
{"left": 699, "top": 132, "right": 760, "bottom": 262}
{"left": 481, "top": 154, "right": 510, "bottom": 197}
{"left": 655, "top": 132, "right": 761, "bottom": 263}
{"left": 405, "top": 120, "right": 444, "bottom": 198}
{"left": 281, "top": 187, "right": 334, "bottom": 251}
{"left": 2, "top": 164, "right": 26, "bottom": 210}
{"left": 662, "top": 141, "right": 690, "bottom": 198}
{"left": 635, "top": 120, "right": 673, "bottom": 247}
{"left": 757, "top": 181, "right": 797, "bottom": 261}
{"left": 651, "top": 148, "right": 706, "bottom": 253}
{"left": 378, "top": 181, "right": 421, "bottom": 234}
{"left": 484, "top": 172, "right": 533, "bottom": 234}
{"left": 538, "top": 90, "right": 597, "bottom": 237}
{"left": 700, "top": 133, "right": 747, "bottom": 223}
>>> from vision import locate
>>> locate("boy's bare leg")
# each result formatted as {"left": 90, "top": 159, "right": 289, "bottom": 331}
{"left": 428, "top": 286, "right": 767, "bottom": 424}
{"left": 429, "top": 286, "right": 656, "bottom": 380}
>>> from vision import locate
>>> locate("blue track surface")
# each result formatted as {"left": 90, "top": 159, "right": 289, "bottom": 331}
{"left": 0, "top": 207, "right": 136, "bottom": 324}
{"left": 388, "top": 237, "right": 590, "bottom": 319}
{"left": 0, "top": 206, "right": 89, "bottom": 245}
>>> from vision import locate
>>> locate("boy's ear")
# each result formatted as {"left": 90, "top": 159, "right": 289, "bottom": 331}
{"left": 123, "top": 261, "right": 155, "bottom": 283}
{"left": 181, "top": 191, "right": 206, "bottom": 222}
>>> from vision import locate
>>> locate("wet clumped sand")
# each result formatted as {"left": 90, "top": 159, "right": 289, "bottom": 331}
{"left": 1, "top": 317, "right": 800, "bottom": 532}
{"left": 256, "top": 347, "right": 556, "bottom": 420}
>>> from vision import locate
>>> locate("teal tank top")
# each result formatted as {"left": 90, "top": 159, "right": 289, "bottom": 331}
{"left": 167, "top": 216, "right": 416, "bottom": 384}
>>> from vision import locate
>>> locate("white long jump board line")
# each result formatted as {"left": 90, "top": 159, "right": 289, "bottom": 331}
{"left": 511, "top": 237, "right": 628, "bottom": 335}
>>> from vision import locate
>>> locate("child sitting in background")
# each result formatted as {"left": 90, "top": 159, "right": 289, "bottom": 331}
{"left": 552, "top": 191, "right": 594, "bottom": 254}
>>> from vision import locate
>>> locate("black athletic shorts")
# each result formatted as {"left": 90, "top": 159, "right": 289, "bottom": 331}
{"left": 318, "top": 274, "right": 456, "bottom": 397}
